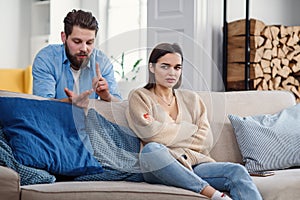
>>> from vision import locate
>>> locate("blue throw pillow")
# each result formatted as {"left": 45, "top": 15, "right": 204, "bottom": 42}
{"left": 228, "top": 103, "right": 300, "bottom": 172}
{"left": 0, "top": 97, "right": 103, "bottom": 176}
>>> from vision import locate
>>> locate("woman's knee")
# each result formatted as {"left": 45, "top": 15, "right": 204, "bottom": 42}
{"left": 139, "top": 142, "right": 174, "bottom": 171}
{"left": 140, "top": 142, "right": 165, "bottom": 162}
{"left": 226, "top": 163, "right": 249, "bottom": 177}
{"left": 141, "top": 142, "right": 167, "bottom": 154}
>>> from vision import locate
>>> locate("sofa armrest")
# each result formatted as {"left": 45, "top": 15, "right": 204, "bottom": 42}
{"left": 0, "top": 166, "right": 20, "bottom": 200}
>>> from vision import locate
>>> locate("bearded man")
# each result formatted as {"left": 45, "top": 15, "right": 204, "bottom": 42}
{"left": 33, "top": 9, "right": 121, "bottom": 105}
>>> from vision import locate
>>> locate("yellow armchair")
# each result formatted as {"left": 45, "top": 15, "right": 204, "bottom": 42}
{"left": 0, "top": 66, "right": 32, "bottom": 94}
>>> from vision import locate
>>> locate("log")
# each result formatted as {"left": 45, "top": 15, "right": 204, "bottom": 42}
{"left": 272, "top": 46, "right": 278, "bottom": 57}
{"left": 286, "top": 50, "right": 296, "bottom": 60}
{"left": 273, "top": 76, "right": 281, "bottom": 89}
{"left": 227, "top": 46, "right": 264, "bottom": 63}
{"left": 281, "top": 45, "right": 289, "bottom": 55}
{"left": 280, "top": 25, "right": 288, "bottom": 37}
{"left": 282, "top": 58, "right": 289, "bottom": 66}
{"left": 262, "top": 26, "right": 272, "bottom": 40}
{"left": 270, "top": 26, "right": 280, "bottom": 40}
{"left": 262, "top": 49, "right": 272, "bottom": 60}
{"left": 263, "top": 74, "right": 272, "bottom": 82}
{"left": 292, "top": 26, "right": 300, "bottom": 34}
{"left": 277, "top": 66, "right": 291, "bottom": 78}
{"left": 287, "top": 33, "right": 299, "bottom": 46}
{"left": 264, "top": 39, "right": 273, "bottom": 49}
{"left": 277, "top": 48, "right": 286, "bottom": 59}
{"left": 227, "top": 63, "right": 257, "bottom": 82}
{"left": 271, "top": 58, "right": 281, "bottom": 67}
{"left": 282, "top": 76, "right": 299, "bottom": 86}
{"left": 272, "top": 66, "right": 278, "bottom": 78}
{"left": 228, "top": 35, "right": 265, "bottom": 49}
{"left": 279, "top": 37, "right": 288, "bottom": 45}
{"left": 228, "top": 18, "right": 265, "bottom": 36}
{"left": 291, "top": 86, "right": 300, "bottom": 99}
{"left": 282, "top": 85, "right": 293, "bottom": 92}
{"left": 291, "top": 63, "right": 300, "bottom": 73}
{"left": 253, "top": 78, "right": 262, "bottom": 88}
{"left": 262, "top": 62, "right": 271, "bottom": 74}
{"left": 261, "top": 59, "right": 271, "bottom": 70}
{"left": 268, "top": 79, "right": 274, "bottom": 90}
{"left": 293, "top": 54, "right": 300, "bottom": 62}
{"left": 226, "top": 80, "right": 255, "bottom": 90}
{"left": 262, "top": 79, "right": 268, "bottom": 90}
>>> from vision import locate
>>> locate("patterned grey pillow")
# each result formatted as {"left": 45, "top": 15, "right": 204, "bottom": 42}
{"left": 75, "top": 108, "right": 143, "bottom": 182}
{"left": 228, "top": 104, "right": 300, "bottom": 172}
{"left": 85, "top": 108, "right": 141, "bottom": 172}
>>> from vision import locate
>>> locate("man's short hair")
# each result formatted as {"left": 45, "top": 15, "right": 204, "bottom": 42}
{"left": 63, "top": 9, "right": 99, "bottom": 37}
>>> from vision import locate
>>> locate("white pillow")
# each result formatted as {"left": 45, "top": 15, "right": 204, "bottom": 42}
{"left": 228, "top": 104, "right": 300, "bottom": 172}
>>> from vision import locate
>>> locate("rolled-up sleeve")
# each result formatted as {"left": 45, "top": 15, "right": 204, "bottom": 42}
{"left": 32, "top": 51, "right": 57, "bottom": 98}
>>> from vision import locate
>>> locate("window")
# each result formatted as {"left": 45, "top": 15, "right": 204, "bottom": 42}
{"left": 98, "top": 0, "right": 147, "bottom": 83}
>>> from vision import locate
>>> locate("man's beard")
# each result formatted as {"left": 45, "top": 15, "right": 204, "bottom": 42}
{"left": 65, "top": 43, "right": 90, "bottom": 70}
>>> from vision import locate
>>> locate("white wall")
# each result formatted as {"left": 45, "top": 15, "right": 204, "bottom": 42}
{"left": 49, "top": 0, "right": 80, "bottom": 44}
{"left": 80, "top": 0, "right": 101, "bottom": 47}
{"left": 0, "top": 0, "right": 30, "bottom": 69}
{"left": 227, "top": 0, "right": 300, "bottom": 25}
{"left": 0, "top": 0, "right": 19, "bottom": 69}
{"left": 206, "top": 0, "right": 225, "bottom": 91}
{"left": 251, "top": 0, "right": 300, "bottom": 26}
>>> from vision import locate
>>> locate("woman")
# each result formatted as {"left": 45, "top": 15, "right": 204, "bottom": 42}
{"left": 126, "top": 43, "right": 262, "bottom": 200}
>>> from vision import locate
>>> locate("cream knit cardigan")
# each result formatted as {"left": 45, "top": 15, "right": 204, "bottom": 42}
{"left": 126, "top": 88, "right": 215, "bottom": 170}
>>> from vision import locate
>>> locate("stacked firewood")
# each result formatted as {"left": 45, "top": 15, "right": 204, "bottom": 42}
{"left": 227, "top": 18, "right": 300, "bottom": 102}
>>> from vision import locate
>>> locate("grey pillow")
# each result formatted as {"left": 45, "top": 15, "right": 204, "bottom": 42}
{"left": 228, "top": 104, "right": 300, "bottom": 172}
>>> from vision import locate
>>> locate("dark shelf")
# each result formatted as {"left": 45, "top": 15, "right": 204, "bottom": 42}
{"left": 223, "top": 0, "right": 251, "bottom": 91}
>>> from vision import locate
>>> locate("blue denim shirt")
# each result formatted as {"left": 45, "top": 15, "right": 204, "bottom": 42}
{"left": 32, "top": 44, "right": 121, "bottom": 100}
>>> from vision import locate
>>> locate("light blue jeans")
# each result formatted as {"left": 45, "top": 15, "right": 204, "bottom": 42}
{"left": 140, "top": 142, "right": 262, "bottom": 200}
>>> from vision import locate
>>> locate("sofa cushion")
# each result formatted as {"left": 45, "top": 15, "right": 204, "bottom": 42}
{"left": 253, "top": 168, "right": 300, "bottom": 200}
{"left": 0, "top": 97, "right": 103, "bottom": 176}
{"left": 21, "top": 181, "right": 207, "bottom": 200}
{"left": 228, "top": 103, "right": 300, "bottom": 172}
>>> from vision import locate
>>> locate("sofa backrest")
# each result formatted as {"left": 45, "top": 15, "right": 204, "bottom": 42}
{"left": 1, "top": 90, "right": 296, "bottom": 164}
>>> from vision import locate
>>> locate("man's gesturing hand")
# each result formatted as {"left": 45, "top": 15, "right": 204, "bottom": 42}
{"left": 64, "top": 88, "right": 93, "bottom": 108}
{"left": 92, "top": 63, "right": 111, "bottom": 101}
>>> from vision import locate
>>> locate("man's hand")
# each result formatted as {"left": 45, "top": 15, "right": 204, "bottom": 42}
{"left": 64, "top": 88, "right": 93, "bottom": 108}
{"left": 92, "top": 63, "right": 112, "bottom": 101}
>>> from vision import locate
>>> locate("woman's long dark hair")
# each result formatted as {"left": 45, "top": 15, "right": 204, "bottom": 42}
{"left": 144, "top": 43, "right": 183, "bottom": 90}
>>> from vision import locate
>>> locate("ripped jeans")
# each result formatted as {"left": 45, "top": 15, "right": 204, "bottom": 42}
{"left": 139, "top": 142, "right": 262, "bottom": 200}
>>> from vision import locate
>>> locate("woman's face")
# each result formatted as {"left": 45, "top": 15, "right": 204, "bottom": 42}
{"left": 150, "top": 53, "right": 182, "bottom": 89}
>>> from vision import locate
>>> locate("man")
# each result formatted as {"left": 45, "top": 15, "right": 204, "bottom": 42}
{"left": 32, "top": 9, "right": 121, "bottom": 106}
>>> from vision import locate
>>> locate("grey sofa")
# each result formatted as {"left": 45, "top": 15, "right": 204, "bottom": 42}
{"left": 0, "top": 90, "right": 299, "bottom": 200}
